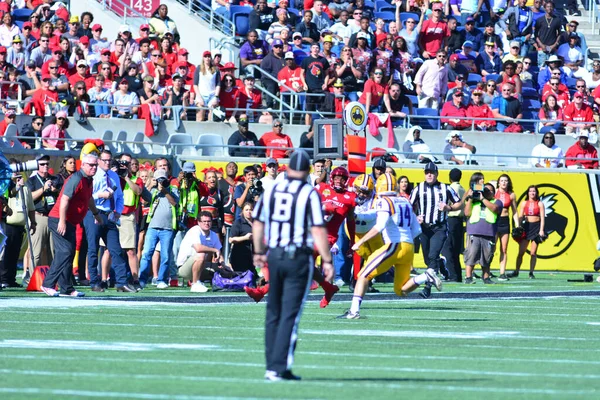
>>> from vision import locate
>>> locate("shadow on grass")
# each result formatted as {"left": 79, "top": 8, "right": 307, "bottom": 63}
{"left": 308, "top": 377, "right": 485, "bottom": 383}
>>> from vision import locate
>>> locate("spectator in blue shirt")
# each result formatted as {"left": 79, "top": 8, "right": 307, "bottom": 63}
{"left": 463, "top": 17, "right": 484, "bottom": 55}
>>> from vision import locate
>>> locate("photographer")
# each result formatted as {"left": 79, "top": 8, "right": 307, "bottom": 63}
{"left": 233, "top": 165, "right": 262, "bottom": 220}
{"left": 0, "top": 170, "right": 36, "bottom": 288}
{"left": 463, "top": 173, "right": 503, "bottom": 285}
{"left": 26, "top": 154, "right": 59, "bottom": 268}
{"left": 138, "top": 158, "right": 180, "bottom": 289}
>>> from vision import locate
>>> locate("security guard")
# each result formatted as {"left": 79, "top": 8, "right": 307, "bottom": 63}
{"left": 253, "top": 149, "right": 333, "bottom": 382}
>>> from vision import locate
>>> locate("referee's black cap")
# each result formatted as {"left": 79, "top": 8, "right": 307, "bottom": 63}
{"left": 424, "top": 161, "right": 438, "bottom": 173}
{"left": 289, "top": 150, "right": 311, "bottom": 171}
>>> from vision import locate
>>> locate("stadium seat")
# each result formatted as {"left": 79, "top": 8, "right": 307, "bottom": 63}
{"left": 566, "top": 77, "right": 578, "bottom": 89}
{"left": 414, "top": 109, "right": 440, "bottom": 130}
{"left": 522, "top": 87, "right": 539, "bottom": 100}
{"left": 467, "top": 73, "right": 482, "bottom": 85}
{"left": 197, "top": 133, "right": 225, "bottom": 156}
{"left": 131, "top": 132, "right": 145, "bottom": 155}
{"left": 288, "top": 7, "right": 300, "bottom": 16}
{"left": 374, "top": 11, "right": 395, "bottom": 22}
{"left": 485, "top": 73, "right": 499, "bottom": 83}
{"left": 522, "top": 80, "right": 535, "bottom": 88}
{"left": 399, "top": 12, "right": 419, "bottom": 26}
{"left": 406, "top": 94, "right": 418, "bottom": 106}
{"left": 494, "top": 155, "right": 519, "bottom": 168}
{"left": 12, "top": 8, "right": 33, "bottom": 21}
{"left": 234, "top": 13, "right": 250, "bottom": 36}
{"left": 2, "top": 124, "right": 22, "bottom": 149}
{"left": 229, "top": 5, "right": 250, "bottom": 18}
{"left": 166, "top": 133, "right": 194, "bottom": 155}
{"left": 521, "top": 111, "right": 538, "bottom": 133}
{"left": 523, "top": 99, "right": 541, "bottom": 111}
{"left": 375, "top": 1, "right": 395, "bottom": 13}
{"left": 364, "top": 0, "right": 376, "bottom": 10}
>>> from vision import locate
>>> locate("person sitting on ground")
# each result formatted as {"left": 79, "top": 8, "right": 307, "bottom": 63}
{"left": 443, "top": 131, "right": 476, "bottom": 165}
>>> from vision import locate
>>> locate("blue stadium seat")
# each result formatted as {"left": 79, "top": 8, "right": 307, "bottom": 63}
{"left": 522, "top": 80, "right": 535, "bottom": 88}
{"left": 521, "top": 111, "right": 538, "bottom": 133}
{"left": 399, "top": 12, "right": 419, "bottom": 26}
{"left": 523, "top": 99, "right": 541, "bottom": 110}
{"left": 229, "top": 5, "right": 250, "bottom": 18}
{"left": 364, "top": 0, "right": 376, "bottom": 10}
{"left": 234, "top": 13, "right": 250, "bottom": 36}
{"left": 288, "top": 7, "right": 301, "bottom": 16}
{"left": 415, "top": 108, "right": 440, "bottom": 130}
{"left": 406, "top": 94, "right": 418, "bottom": 106}
{"left": 522, "top": 87, "right": 539, "bottom": 99}
{"left": 485, "top": 73, "right": 499, "bottom": 83}
{"left": 199, "top": 0, "right": 211, "bottom": 7}
{"left": 374, "top": 11, "right": 395, "bottom": 22}
{"left": 566, "top": 77, "right": 578, "bottom": 89}
{"left": 376, "top": 1, "right": 395, "bottom": 13}
{"left": 467, "top": 73, "right": 482, "bottom": 85}
{"left": 12, "top": 8, "right": 33, "bottom": 21}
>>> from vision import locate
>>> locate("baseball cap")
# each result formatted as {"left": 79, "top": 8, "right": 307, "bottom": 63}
{"left": 272, "top": 39, "right": 284, "bottom": 47}
{"left": 91, "top": 23, "right": 103, "bottom": 31}
{"left": 41, "top": 74, "right": 52, "bottom": 81}
{"left": 333, "top": 78, "right": 344, "bottom": 88}
{"left": 463, "top": 40, "right": 474, "bottom": 48}
{"left": 79, "top": 36, "right": 89, "bottom": 45}
{"left": 164, "top": 30, "right": 173, "bottom": 36}
{"left": 154, "top": 169, "right": 168, "bottom": 179}
{"left": 578, "top": 129, "right": 589, "bottom": 138}
{"left": 357, "top": 32, "right": 368, "bottom": 40}
{"left": 449, "top": 54, "right": 459, "bottom": 61}
{"left": 323, "top": 35, "right": 333, "bottom": 43}
{"left": 69, "top": 16, "right": 79, "bottom": 24}
{"left": 510, "top": 40, "right": 521, "bottom": 48}
{"left": 293, "top": 32, "right": 302, "bottom": 38}
{"left": 76, "top": 59, "right": 87, "bottom": 67}
{"left": 424, "top": 161, "right": 438, "bottom": 173}
{"left": 120, "top": 25, "right": 132, "bottom": 33}
{"left": 266, "top": 157, "right": 278, "bottom": 166}
{"left": 36, "top": 154, "right": 50, "bottom": 162}
{"left": 289, "top": 150, "right": 310, "bottom": 172}
{"left": 432, "top": 2, "right": 444, "bottom": 10}
{"left": 485, "top": 40, "right": 496, "bottom": 47}
{"left": 0, "top": 46, "right": 7, "bottom": 54}
{"left": 466, "top": 17, "right": 476, "bottom": 24}
{"left": 140, "top": 23, "right": 150, "bottom": 30}
{"left": 373, "top": 158, "right": 386, "bottom": 169}
{"left": 485, "top": 21, "right": 495, "bottom": 27}
{"left": 23, "top": 22, "right": 32, "bottom": 29}
{"left": 238, "top": 118, "right": 248, "bottom": 127}
{"left": 243, "top": 75, "right": 255, "bottom": 81}
{"left": 119, "top": 78, "right": 129, "bottom": 85}
{"left": 56, "top": 110, "right": 68, "bottom": 119}
{"left": 569, "top": 32, "right": 578, "bottom": 38}
{"left": 574, "top": 91, "right": 584, "bottom": 98}
{"left": 172, "top": 73, "right": 183, "bottom": 80}
{"left": 182, "top": 161, "right": 196, "bottom": 173}
{"left": 143, "top": 75, "right": 155, "bottom": 82}
{"left": 12, "top": 35, "right": 22, "bottom": 43}
{"left": 455, "top": 74, "right": 465, "bottom": 80}
{"left": 221, "top": 61, "right": 237, "bottom": 70}
{"left": 26, "top": 60, "right": 36, "bottom": 68}
{"left": 212, "top": 49, "right": 222, "bottom": 57}
{"left": 101, "top": 48, "right": 111, "bottom": 55}
{"left": 5, "top": 109, "right": 15, "bottom": 117}
{"left": 202, "top": 50, "right": 211, "bottom": 58}
{"left": 178, "top": 48, "right": 189, "bottom": 56}
{"left": 453, "top": 89, "right": 464, "bottom": 96}
{"left": 284, "top": 51, "right": 294, "bottom": 60}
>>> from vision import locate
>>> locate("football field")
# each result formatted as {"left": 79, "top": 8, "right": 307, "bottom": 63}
{"left": 0, "top": 273, "right": 599, "bottom": 400}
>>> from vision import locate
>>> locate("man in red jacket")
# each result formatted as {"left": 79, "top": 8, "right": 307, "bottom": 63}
{"left": 565, "top": 131, "right": 598, "bottom": 169}
{"left": 564, "top": 91, "right": 596, "bottom": 137}
{"left": 441, "top": 90, "right": 471, "bottom": 130}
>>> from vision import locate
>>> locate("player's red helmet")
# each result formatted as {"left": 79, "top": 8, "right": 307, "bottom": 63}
{"left": 329, "top": 167, "right": 349, "bottom": 191}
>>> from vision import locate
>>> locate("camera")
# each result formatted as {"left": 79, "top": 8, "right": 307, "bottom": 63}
{"left": 156, "top": 177, "right": 169, "bottom": 187}
{"left": 10, "top": 159, "right": 39, "bottom": 173}
{"left": 117, "top": 160, "right": 130, "bottom": 177}
{"left": 248, "top": 179, "right": 263, "bottom": 198}
{"left": 471, "top": 183, "right": 484, "bottom": 201}
{"left": 184, "top": 172, "right": 195, "bottom": 180}
{"left": 45, "top": 176, "right": 63, "bottom": 190}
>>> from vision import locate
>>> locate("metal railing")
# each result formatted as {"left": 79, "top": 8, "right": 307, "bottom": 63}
{"left": 97, "top": 0, "right": 149, "bottom": 27}
{"left": 175, "top": 0, "right": 235, "bottom": 37}
{"left": 590, "top": 0, "right": 599, "bottom": 33}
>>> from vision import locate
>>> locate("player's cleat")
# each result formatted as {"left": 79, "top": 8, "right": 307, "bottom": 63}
{"left": 310, "top": 280, "right": 319, "bottom": 291}
{"left": 337, "top": 310, "right": 363, "bottom": 319}
{"left": 507, "top": 271, "right": 519, "bottom": 278}
{"left": 529, "top": 273, "right": 535, "bottom": 279}
{"left": 319, "top": 284, "right": 339, "bottom": 308}
{"left": 245, "top": 286, "right": 266, "bottom": 303}
{"left": 497, "top": 274, "right": 509, "bottom": 281}
{"left": 367, "top": 281, "right": 379, "bottom": 293}
{"left": 41, "top": 286, "right": 59, "bottom": 297}
{"left": 464, "top": 277, "right": 475, "bottom": 284}
{"left": 59, "top": 290, "right": 85, "bottom": 297}
{"left": 419, "top": 284, "right": 431, "bottom": 299}
{"left": 425, "top": 268, "right": 442, "bottom": 291}
{"left": 265, "top": 370, "right": 301, "bottom": 381}
{"left": 483, "top": 278, "right": 496, "bottom": 284}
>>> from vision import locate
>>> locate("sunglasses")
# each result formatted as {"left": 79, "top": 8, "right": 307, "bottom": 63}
{"left": 32, "top": 121, "right": 42, "bottom": 125}
{"left": 456, "top": 77, "right": 464, "bottom": 81}
{"left": 524, "top": 61, "right": 531, "bottom": 64}
{"left": 57, "top": 117, "right": 66, "bottom": 121}
{"left": 577, "top": 85, "right": 586, "bottom": 88}
{"left": 273, "top": 124, "right": 283, "bottom": 127}
{"left": 374, "top": 72, "right": 383, "bottom": 75}
{"left": 472, "top": 93, "right": 482, "bottom": 96}
{"left": 23, "top": 27, "right": 31, "bottom": 30}
{"left": 77, "top": 65, "right": 86, "bottom": 68}
{"left": 487, "top": 84, "right": 495, "bottom": 87}
{"left": 38, "top": 162, "right": 49, "bottom": 166}
{"left": 49, "top": 66, "right": 57, "bottom": 69}
{"left": 406, "top": 20, "right": 415, "bottom": 23}
{"left": 40, "top": 39, "right": 49, "bottom": 43}
{"left": 76, "top": 87, "right": 84, "bottom": 90}
{"left": 151, "top": 54, "right": 160, "bottom": 57}
{"left": 102, "top": 67, "right": 110, "bottom": 70}
{"left": 550, "top": 82, "right": 559, "bottom": 85}
{"left": 454, "top": 93, "right": 463, "bottom": 97}
{"left": 544, "top": 136, "right": 554, "bottom": 139}
{"left": 84, "top": 163, "right": 98, "bottom": 167}
{"left": 7, "top": 115, "right": 15, "bottom": 118}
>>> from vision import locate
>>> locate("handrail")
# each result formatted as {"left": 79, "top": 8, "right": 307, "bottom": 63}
{"left": 174, "top": 0, "right": 235, "bottom": 37}
{"left": 591, "top": 0, "right": 599, "bottom": 34}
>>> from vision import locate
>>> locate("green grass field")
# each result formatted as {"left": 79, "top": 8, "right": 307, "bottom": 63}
{"left": 1, "top": 272, "right": 599, "bottom": 399}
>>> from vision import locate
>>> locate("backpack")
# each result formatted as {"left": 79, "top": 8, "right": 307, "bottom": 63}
{"left": 211, "top": 270, "right": 255, "bottom": 292}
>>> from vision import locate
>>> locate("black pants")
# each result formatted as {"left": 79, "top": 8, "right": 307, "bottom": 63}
{"left": 265, "top": 247, "right": 312, "bottom": 374}
{"left": 262, "top": 79, "right": 280, "bottom": 109}
{"left": 420, "top": 223, "right": 448, "bottom": 275}
{"left": 441, "top": 217, "right": 464, "bottom": 282}
{"left": 0, "top": 224, "right": 25, "bottom": 285}
{"left": 42, "top": 217, "right": 76, "bottom": 294}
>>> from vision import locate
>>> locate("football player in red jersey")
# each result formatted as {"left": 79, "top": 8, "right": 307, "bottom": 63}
{"left": 244, "top": 168, "right": 352, "bottom": 307}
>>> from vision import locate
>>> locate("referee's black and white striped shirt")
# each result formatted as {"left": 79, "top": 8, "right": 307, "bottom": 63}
{"left": 253, "top": 177, "right": 325, "bottom": 249}
{"left": 409, "top": 181, "right": 460, "bottom": 225}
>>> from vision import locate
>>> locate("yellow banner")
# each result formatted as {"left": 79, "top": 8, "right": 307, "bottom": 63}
{"left": 189, "top": 161, "right": 598, "bottom": 271}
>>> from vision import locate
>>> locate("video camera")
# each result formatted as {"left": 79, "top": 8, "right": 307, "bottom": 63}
{"left": 117, "top": 160, "right": 130, "bottom": 177}
{"left": 471, "top": 183, "right": 484, "bottom": 202}
{"left": 248, "top": 179, "right": 263, "bottom": 198}
{"left": 156, "top": 177, "right": 169, "bottom": 187}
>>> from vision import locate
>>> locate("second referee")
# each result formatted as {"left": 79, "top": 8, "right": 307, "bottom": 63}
{"left": 252, "top": 149, "right": 333, "bottom": 381}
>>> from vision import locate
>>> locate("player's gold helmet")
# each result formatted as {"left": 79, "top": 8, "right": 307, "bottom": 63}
{"left": 375, "top": 173, "right": 397, "bottom": 196}
{"left": 353, "top": 174, "right": 374, "bottom": 205}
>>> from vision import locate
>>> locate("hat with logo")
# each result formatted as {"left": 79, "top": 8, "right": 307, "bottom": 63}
{"left": 449, "top": 54, "right": 460, "bottom": 61}
{"left": 485, "top": 39, "right": 496, "bottom": 47}
{"left": 238, "top": 117, "right": 249, "bottom": 127}
{"left": 5, "top": 109, "right": 15, "bottom": 117}
{"left": 140, "top": 24, "right": 150, "bottom": 30}
{"left": 432, "top": 2, "right": 444, "bottom": 10}
{"left": 178, "top": 48, "right": 189, "bottom": 56}
{"left": 293, "top": 32, "right": 302, "bottom": 38}
{"left": 221, "top": 61, "right": 237, "bottom": 70}
{"left": 333, "top": 78, "right": 344, "bottom": 88}
{"left": 12, "top": 35, "right": 22, "bottom": 43}
{"left": 466, "top": 17, "right": 476, "bottom": 24}
{"left": 284, "top": 51, "right": 294, "bottom": 60}
{"left": 91, "top": 23, "right": 103, "bottom": 31}
{"left": 574, "top": 91, "right": 584, "bottom": 98}
{"left": 266, "top": 157, "right": 278, "bottom": 166}
{"left": 289, "top": 149, "right": 310, "bottom": 172}
{"left": 23, "top": 22, "right": 32, "bottom": 29}
{"left": 76, "top": 59, "right": 87, "bottom": 67}
{"left": 463, "top": 40, "right": 474, "bottom": 48}
{"left": 79, "top": 36, "right": 89, "bottom": 45}
{"left": 272, "top": 39, "right": 284, "bottom": 47}
{"left": 120, "top": 25, "right": 132, "bottom": 33}
{"left": 182, "top": 162, "right": 196, "bottom": 173}
{"left": 510, "top": 40, "right": 521, "bottom": 48}
{"left": 357, "top": 32, "right": 368, "bottom": 40}
{"left": 69, "top": 15, "right": 80, "bottom": 24}
{"left": 323, "top": 35, "right": 333, "bottom": 43}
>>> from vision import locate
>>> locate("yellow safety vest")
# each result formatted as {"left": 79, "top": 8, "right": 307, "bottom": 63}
{"left": 147, "top": 187, "right": 178, "bottom": 230}
{"left": 179, "top": 180, "right": 199, "bottom": 219}
{"left": 469, "top": 202, "right": 498, "bottom": 225}
{"left": 122, "top": 175, "right": 140, "bottom": 208}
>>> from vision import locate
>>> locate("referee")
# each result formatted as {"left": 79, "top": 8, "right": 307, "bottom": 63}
{"left": 252, "top": 149, "right": 333, "bottom": 381}
{"left": 409, "top": 162, "right": 462, "bottom": 298}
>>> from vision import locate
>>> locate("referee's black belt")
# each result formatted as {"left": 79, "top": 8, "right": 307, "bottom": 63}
{"left": 270, "top": 246, "right": 313, "bottom": 256}
{"left": 422, "top": 221, "right": 446, "bottom": 229}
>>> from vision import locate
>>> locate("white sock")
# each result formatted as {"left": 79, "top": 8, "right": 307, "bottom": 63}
{"left": 413, "top": 273, "right": 428, "bottom": 285}
{"left": 350, "top": 295, "right": 362, "bottom": 313}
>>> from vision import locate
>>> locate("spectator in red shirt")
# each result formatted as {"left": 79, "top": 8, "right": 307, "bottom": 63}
{"left": 237, "top": 75, "right": 272, "bottom": 124}
{"left": 564, "top": 91, "right": 596, "bottom": 137}
{"left": 219, "top": 75, "right": 239, "bottom": 122}
{"left": 565, "top": 131, "right": 598, "bottom": 169}
{"left": 259, "top": 120, "right": 294, "bottom": 159}
{"left": 466, "top": 87, "right": 496, "bottom": 131}
{"left": 24, "top": 74, "right": 59, "bottom": 116}
{"left": 159, "top": 37, "right": 178, "bottom": 73}
{"left": 358, "top": 68, "right": 387, "bottom": 112}
{"left": 441, "top": 90, "right": 471, "bottom": 130}
{"left": 177, "top": 48, "right": 195, "bottom": 79}
{"left": 542, "top": 77, "right": 570, "bottom": 108}
{"left": 278, "top": 52, "right": 303, "bottom": 93}
{"left": 220, "top": 62, "right": 243, "bottom": 87}
{"left": 419, "top": 2, "right": 449, "bottom": 59}
{"left": 69, "top": 60, "right": 91, "bottom": 89}
{"left": 0, "top": 109, "right": 16, "bottom": 136}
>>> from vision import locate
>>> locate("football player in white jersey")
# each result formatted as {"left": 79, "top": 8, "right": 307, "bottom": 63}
{"left": 339, "top": 173, "right": 442, "bottom": 319}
